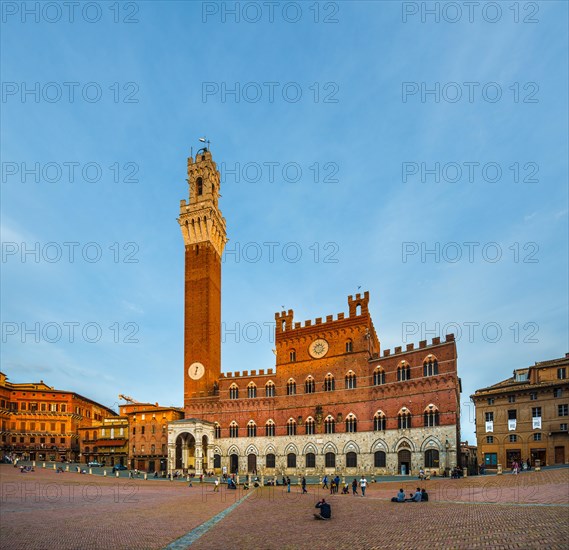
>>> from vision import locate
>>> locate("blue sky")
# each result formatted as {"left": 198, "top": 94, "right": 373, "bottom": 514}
{"left": 2, "top": 1, "right": 568, "bottom": 443}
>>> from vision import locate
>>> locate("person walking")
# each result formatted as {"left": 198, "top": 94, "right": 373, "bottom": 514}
{"left": 301, "top": 476, "right": 307, "bottom": 494}
{"left": 322, "top": 475, "right": 328, "bottom": 489}
{"left": 213, "top": 478, "right": 220, "bottom": 492}
{"left": 359, "top": 476, "right": 367, "bottom": 497}
{"left": 351, "top": 478, "right": 358, "bottom": 496}
{"left": 286, "top": 476, "right": 291, "bottom": 493}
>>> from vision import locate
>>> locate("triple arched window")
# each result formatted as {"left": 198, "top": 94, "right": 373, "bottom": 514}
{"left": 373, "top": 411, "right": 386, "bottom": 431}
{"left": 305, "top": 376, "right": 315, "bottom": 394}
{"left": 247, "top": 421, "right": 257, "bottom": 437}
{"left": 305, "top": 417, "right": 315, "bottom": 435}
{"left": 265, "top": 420, "right": 275, "bottom": 437}
{"left": 373, "top": 367, "right": 386, "bottom": 385}
{"left": 324, "top": 374, "right": 335, "bottom": 392}
{"left": 286, "top": 379, "right": 296, "bottom": 395}
{"left": 287, "top": 418, "right": 297, "bottom": 436}
{"left": 247, "top": 383, "right": 257, "bottom": 399}
{"left": 229, "top": 384, "right": 239, "bottom": 399}
{"left": 398, "top": 409, "right": 412, "bottom": 429}
{"left": 345, "top": 371, "right": 356, "bottom": 389}
{"left": 345, "top": 413, "right": 357, "bottom": 433}
{"left": 397, "top": 363, "right": 411, "bottom": 382}
{"left": 423, "top": 357, "right": 439, "bottom": 376}
{"left": 229, "top": 421, "right": 239, "bottom": 438}
{"left": 265, "top": 381, "right": 275, "bottom": 397}
{"left": 424, "top": 405, "right": 440, "bottom": 427}
{"left": 324, "top": 415, "right": 335, "bottom": 434}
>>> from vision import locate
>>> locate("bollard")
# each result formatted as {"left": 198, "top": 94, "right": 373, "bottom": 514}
{"left": 144, "top": 473, "right": 148, "bottom": 480}
{"left": 43, "top": 462, "right": 46, "bottom": 468}
{"left": 53, "top": 464, "right": 56, "bottom": 470}
{"left": 463, "top": 467, "right": 468, "bottom": 478}
{"left": 65, "top": 465, "right": 69, "bottom": 472}
{"left": 89, "top": 468, "right": 93, "bottom": 475}
{"left": 236, "top": 475, "right": 240, "bottom": 486}
{"left": 534, "top": 459, "right": 541, "bottom": 472}
{"left": 32, "top": 461, "right": 36, "bottom": 467}
{"left": 104, "top": 470, "right": 107, "bottom": 476}
{"left": 116, "top": 471, "right": 119, "bottom": 478}
{"left": 497, "top": 464, "right": 503, "bottom": 475}
{"left": 261, "top": 474, "right": 265, "bottom": 486}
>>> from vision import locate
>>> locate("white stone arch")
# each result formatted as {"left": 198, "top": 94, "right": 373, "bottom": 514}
{"left": 264, "top": 444, "right": 276, "bottom": 455}
{"left": 245, "top": 444, "right": 259, "bottom": 455}
{"left": 343, "top": 440, "right": 360, "bottom": 454}
{"left": 302, "top": 442, "right": 318, "bottom": 455}
{"left": 370, "top": 438, "right": 388, "bottom": 453}
{"left": 284, "top": 443, "right": 299, "bottom": 455}
{"left": 167, "top": 418, "right": 216, "bottom": 477}
{"left": 322, "top": 441, "right": 338, "bottom": 454}
{"left": 227, "top": 444, "right": 240, "bottom": 456}
{"left": 393, "top": 437, "right": 415, "bottom": 453}
{"left": 420, "top": 436, "right": 443, "bottom": 452}
{"left": 213, "top": 445, "right": 223, "bottom": 456}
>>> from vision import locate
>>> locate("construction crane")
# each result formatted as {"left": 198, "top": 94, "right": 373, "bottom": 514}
{"left": 118, "top": 394, "right": 139, "bottom": 404}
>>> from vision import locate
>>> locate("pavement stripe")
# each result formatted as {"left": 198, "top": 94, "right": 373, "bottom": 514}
{"left": 163, "top": 489, "right": 254, "bottom": 549}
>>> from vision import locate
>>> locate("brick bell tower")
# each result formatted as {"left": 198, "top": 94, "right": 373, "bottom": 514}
{"left": 178, "top": 147, "right": 226, "bottom": 406}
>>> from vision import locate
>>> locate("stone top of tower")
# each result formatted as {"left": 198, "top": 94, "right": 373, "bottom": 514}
{"left": 178, "top": 148, "right": 227, "bottom": 257}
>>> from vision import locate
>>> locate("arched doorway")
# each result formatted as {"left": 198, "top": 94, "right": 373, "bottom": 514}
{"left": 398, "top": 449, "right": 411, "bottom": 475}
{"left": 230, "top": 453, "right": 239, "bottom": 474}
{"left": 247, "top": 453, "right": 257, "bottom": 473}
{"left": 175, "top": 433, "right": 195, "bottom": 470}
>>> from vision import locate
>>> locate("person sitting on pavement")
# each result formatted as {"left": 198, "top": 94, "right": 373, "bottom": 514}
{"left": 421, "top": 488, "right": 429, "bottom": 502}
{"left": 314, "top": 498, "right": 331, "bottom": 520}
{"left": 391, "top": 488, "right": 406, "bottom": 502}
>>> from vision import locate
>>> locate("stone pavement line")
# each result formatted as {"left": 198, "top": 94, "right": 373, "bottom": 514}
{"left": 163, "top": 489, "right": 255, "bottom": 550}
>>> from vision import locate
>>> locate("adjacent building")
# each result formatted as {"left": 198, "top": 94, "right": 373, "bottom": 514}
{"left": 168, "top": 149, "right": 462, "bottom": 477}
{"left": 120, "top": 402, "right": 184, "bottom": 472}
{"left": 471, "top": 353, "right": 569, "bottom": 470}
{"left": 78, "top": 416, "right": 129, "bottom": 467}
{"left": 0, "top": 372, "right": 117, "bottom": 462}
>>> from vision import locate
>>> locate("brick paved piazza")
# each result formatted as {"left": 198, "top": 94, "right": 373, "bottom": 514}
{"left": 1, "top": 466, "right": 568, "bottom": 549}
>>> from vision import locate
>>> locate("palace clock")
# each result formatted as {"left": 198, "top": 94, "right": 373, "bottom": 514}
{"left": 309, "top": 339, "right": 329, "bottom": 359}
{"left": 188, "top": 362, "right": 205, "bottom": 380}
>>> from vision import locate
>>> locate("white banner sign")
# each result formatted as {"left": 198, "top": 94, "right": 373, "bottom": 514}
{"left": 508, "top": 419, "right": 517, "bottom": 431}
{"left": 532, "top": 417, "right": 542, "bottom": 429}
{"left": 485, "top": 421, "right": 494, "bottom": 433}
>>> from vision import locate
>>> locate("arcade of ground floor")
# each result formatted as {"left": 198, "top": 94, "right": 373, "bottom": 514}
{"left": 167, "top": 420, "right": 459, "bottom": 477}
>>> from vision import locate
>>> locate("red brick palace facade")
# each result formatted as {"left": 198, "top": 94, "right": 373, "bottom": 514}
{"left": 168, "top": 148, "right": 461, "bottom": 477}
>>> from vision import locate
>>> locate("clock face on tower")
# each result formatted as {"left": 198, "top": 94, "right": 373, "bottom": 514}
{"left": 188, "top": 362, "right": 205, "bottom": 380}
{"left": 309, "top": 339, "right": 329, "bottom": 359}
